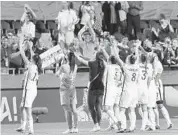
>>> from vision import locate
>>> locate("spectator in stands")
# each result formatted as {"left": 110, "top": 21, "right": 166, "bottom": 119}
{"left": 33, "top": 39, "right": 47, "bottom": 55}
{"left": 56, "top": 1, "right": 78, "bottom": 48}
{"left": 1, "top": 36, "right": 8, "bottom": 67}
{"left": 171, "top": 38, "right": 178, "bottom": 64}
{"left": 92, "top": 2, "right": 103, "bottom": 34}
{"left": 78, "top": 2, "right": 95, "bottom": 42}
{"left": 118, "top": 1, "right": 129, "bottom": 36}
{"left": 20, "top": 4, "right": 36, "bottom": 41}
{"left": 102, "top": 1, "right": 110, "bottom": 31}
{"left": 78, "top": 31, "right": 97, "bottom": 60}
{"left": 163, "top": 37, "right": 175, "bottom": 65}
{"left": 152, "top": 14, "right": 174, "bottom": 42}
{"left": 127, "top": 1, "right": 143, "bottom": 40}
{"left": 109, "top": 2, "right": 118, "bottom": 35}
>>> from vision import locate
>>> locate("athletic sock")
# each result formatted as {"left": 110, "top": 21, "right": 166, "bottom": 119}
{"left": 148, "top": 108, "right": 155, "bottom": 130}
{"left": 129, "top": 111, "right": 136, "bottom": 130}
{"left": 160, "top": 106, "right": 172, "bottom": 126}
{"left": 153, "top": 108, "right": 160, "bottom": 126}
{"left": 120, "top": 111, "right": 126, "bottom": 129}
{"left": 141, "top": 111, "right": 148, "bottom": 129}
{"left": 27, "top": 119, "right": 34, "bottom": 133}
{"left": 20, "top": 120, "right": 26, "bottom": 130}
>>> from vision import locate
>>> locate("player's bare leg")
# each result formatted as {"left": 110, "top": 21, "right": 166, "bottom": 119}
{"left": 63, "top": 105, "right": 73, "bottom": 134}
{"left": 70, "top": 102, "right": 79, "bottom": 133}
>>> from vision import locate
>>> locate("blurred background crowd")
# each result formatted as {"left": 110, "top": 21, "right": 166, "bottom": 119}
{"left": 1, "top": 1, "right": 178, "bottom": 74}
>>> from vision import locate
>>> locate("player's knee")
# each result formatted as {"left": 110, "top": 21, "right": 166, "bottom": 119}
{"left": 103, "top": 105, "right": 110, "bottom": 112}
{"left": 157, "top": 104, "right": 163, "bottom": 109}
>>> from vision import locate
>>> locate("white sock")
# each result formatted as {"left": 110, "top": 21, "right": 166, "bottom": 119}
{"left": 153, "top": 108, "right": 160, "bottom": 126}
{"left": 129, "top": 111, "right": 136, "bottom": 130}
{"left": 148, "top": 108, "right": 155, "bottom": 129}
{"left": 20, "top": 120, "right": 26, "bottom": 130}
{"left": 107, "top": 110, "right": 118, "bottom": 124}
{"left": 27, "top": 119, "right": 34, "bottom": 132}
{"left": 120, "top": 111, "right": 126, "bottom": 129}
{"left": 141, "top": 111, "right": 148, "bottom": 129}
{"left": 160, "top": 106, "right": 172, "bottom": 126}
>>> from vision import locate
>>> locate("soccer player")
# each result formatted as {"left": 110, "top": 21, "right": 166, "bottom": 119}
{"left": 75, "top": 51, "right": 105, "bottom": 132}
{"left": 153, "top": 56, "right": 173, "bottom": 129}
{"left": 16, "top": 35, "right": 42, "bottom": 135}
{"left": 55, "top": 52, "right": 79, "bottom": 134}
{"left": 137, "top": 54, "right": 152, "bottom": 131}
{"left": 103, "top": 55, "right": 123, "bottom": 130}
{"left": 113, "top": 41, "right": 140, "bottom": 133}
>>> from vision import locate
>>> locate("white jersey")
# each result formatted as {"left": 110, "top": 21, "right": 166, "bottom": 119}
{"left": 123, "top": 64, "right": 139, "bottom": 91}
{"left": 106, "top": 64, "right": 123, "bottom": 89}
{"left": 154, "top": 59, "right": 163, "bottom": 76}
{"left": 138, "top": 63, "right": 152, "bottom": 88}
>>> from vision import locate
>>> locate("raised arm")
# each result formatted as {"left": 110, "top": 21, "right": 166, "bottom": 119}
{"left": 19, "top": 35, "right": 30, "bottom": 65}
{"left": 100, "top": 47, "right": 109, "bottom": 61}
{"left": 112, "top": 44, "right": 124, "bottom": 68}
{"left": 75, "top": 53, "right": 89, "bottom": 66}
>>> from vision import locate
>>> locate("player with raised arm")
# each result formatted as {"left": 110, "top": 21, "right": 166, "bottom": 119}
{"left": 113, "top": 40, "right": 140, "bottom": 133}
{"left": 16, "top": 35, "right": 42, "bottom": 135}
{"left": 75, "top": 51, "right": 105, "bottom": 132}
{"left": 55, "top": 52, "right": 79, "bottom": 134}
{"left": 137, "top": 54, "right": 153, "bottom": 131}
{"left": 153, "top": 55, "right": 173, "bottom": 129}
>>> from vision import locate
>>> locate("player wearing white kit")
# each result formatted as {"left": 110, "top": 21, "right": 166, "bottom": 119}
{"left": 56, "top": 52, "right": 79, "bottom": 134}
{"left": 103, "top": 56, "right": 123, "bottom": 130}
{"left": 113, "top": 41, "right": 140, "bottom": 133}
{"left": 16, "top": 35, "right": 42, "bottom": 135}
{"left": 153, "top": 56, "right": 173, "bottom": 129}
{"left": 138, "top": 54, "right": 152, "bottom": 131}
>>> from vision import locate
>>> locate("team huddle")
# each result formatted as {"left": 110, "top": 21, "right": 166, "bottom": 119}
{"left": 15, "top": 35, "right": 173, "bottom": 134}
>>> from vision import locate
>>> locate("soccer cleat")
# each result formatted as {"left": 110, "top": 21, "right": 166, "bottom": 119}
{"left": 116, "top": 121, "right": 121, "bottom": 130}
{"left": 72, "top": 128, "right": 79, "bottom": 133}
{"left": 167, "top": 124, "right": 173, "bottom": 129}
{"left": 104, "top": 125, "right": 116, "bottom": 131}
{"left": 28, "top": 132, "right": 34, "bottom": 135}
{"left": 62, "top": 129, "right": 73, "bottom": 134}
{"left": 15, "top": 128, "right": 25, "bottom": 133}
{"left": 155, "top": 125, "right": 160, "bottom": 129}
{"left": 91, "top": 125, "right": 100, "bottom": 132}
{"left": 126, "top": 129, "right": 135, "bottom": 133}
{"left": 145, "top": 126, "right": 155, "bottom": 131}
{"left": 116, "top": 128, "right": 127, "bottom": 133}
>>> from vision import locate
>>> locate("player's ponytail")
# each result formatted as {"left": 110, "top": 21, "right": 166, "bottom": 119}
{"left": 68, "top": 51, "right": 75, "bottom": 73}
{"left": 33, "top": 54, "right": 43, "bottom": 74}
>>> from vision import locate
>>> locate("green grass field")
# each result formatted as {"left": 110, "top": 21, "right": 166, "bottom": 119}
{"left": 1, "top": 119, "right": 178, "bottom": 135}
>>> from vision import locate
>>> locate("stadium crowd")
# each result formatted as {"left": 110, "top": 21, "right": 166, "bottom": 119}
{"left": 1, "top": 1, "right": 178, "bottom": 74}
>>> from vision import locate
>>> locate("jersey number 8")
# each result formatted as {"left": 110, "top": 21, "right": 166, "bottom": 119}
{"left": 131, "top": 73, "right": 136, "bottom": 81}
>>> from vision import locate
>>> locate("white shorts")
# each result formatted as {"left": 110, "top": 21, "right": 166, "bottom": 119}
{"left": 103, "top": 87, "right": 121, "bottom": 106}
{"left": 147, "top": 80, "right": 157, "bottom": 108}
{"left": 20, "top": 81, "right": 37, "bottom": 108}
{"left": 138, "top": 86, "right": 148, "bottom": 105}
{"left": 60, "top": 88, "right": 77, "bottom": 105}
{"left": 58, "top": 31, "right": 74, "bottom": 45}
{"left": 120, "top": 88, "right": 138, "bottom": 108}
